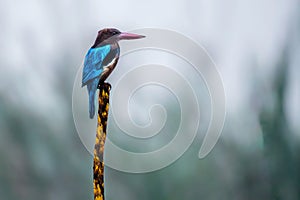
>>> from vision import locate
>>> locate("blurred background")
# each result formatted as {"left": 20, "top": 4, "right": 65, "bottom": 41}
{"left": 0, "top": 0, "right": 299, "bottom": 199}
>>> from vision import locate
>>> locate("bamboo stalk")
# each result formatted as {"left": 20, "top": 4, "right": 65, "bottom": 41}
{"left": 93, "top": 83, "right": 111, "bottom": 200}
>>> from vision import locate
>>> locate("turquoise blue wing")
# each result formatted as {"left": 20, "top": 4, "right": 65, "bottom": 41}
{"left": 82, "top": 45, "right": 111, "bottom": 86}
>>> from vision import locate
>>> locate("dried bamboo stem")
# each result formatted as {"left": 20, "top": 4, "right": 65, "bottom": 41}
{"left": 93, "top": 83, "right": 111, "bottom": 200}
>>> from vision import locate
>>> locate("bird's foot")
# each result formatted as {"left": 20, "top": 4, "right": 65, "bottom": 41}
{"left": 97, "top": 82, "right": 111, "bottom": 90}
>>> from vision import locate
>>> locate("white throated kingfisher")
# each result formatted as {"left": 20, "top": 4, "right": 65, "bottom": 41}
{"left": 82, "top": 28, "right": 145, "bottom": 118}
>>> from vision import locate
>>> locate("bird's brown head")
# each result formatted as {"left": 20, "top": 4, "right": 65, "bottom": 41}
{"left": 92, "top": 28, "right": 145, "bottom": 48}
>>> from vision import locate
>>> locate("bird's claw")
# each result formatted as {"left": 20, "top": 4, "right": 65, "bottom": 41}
{"left": 97, "top": 82, "right": 111, "bottom": 90}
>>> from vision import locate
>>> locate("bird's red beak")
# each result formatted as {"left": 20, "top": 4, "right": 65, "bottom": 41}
{"left": 118, "top": 32, "right": 145, "bottom": 40}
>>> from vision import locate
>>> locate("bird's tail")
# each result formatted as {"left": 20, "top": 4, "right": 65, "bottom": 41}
{"left": 89, "top": 91, "right": 95, "bottom": 119}
{"left": 87, "top": 79, "right": 99, "bottom": 119}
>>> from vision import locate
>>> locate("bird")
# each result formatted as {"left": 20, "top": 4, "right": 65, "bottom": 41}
{"left": 82, "top": 28, "right": 145, "bottom": 118}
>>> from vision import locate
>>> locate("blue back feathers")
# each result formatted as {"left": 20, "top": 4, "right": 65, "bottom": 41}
{"left": 82, "top": 44, "right": 111, "bottom": 118}
{"left": 82, "top": 45, "right": 111, "bottom": 86}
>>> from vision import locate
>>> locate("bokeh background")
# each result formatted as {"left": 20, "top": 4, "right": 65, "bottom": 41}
{"left": 0, "top": 0, "right": 299, "bottom": 199}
